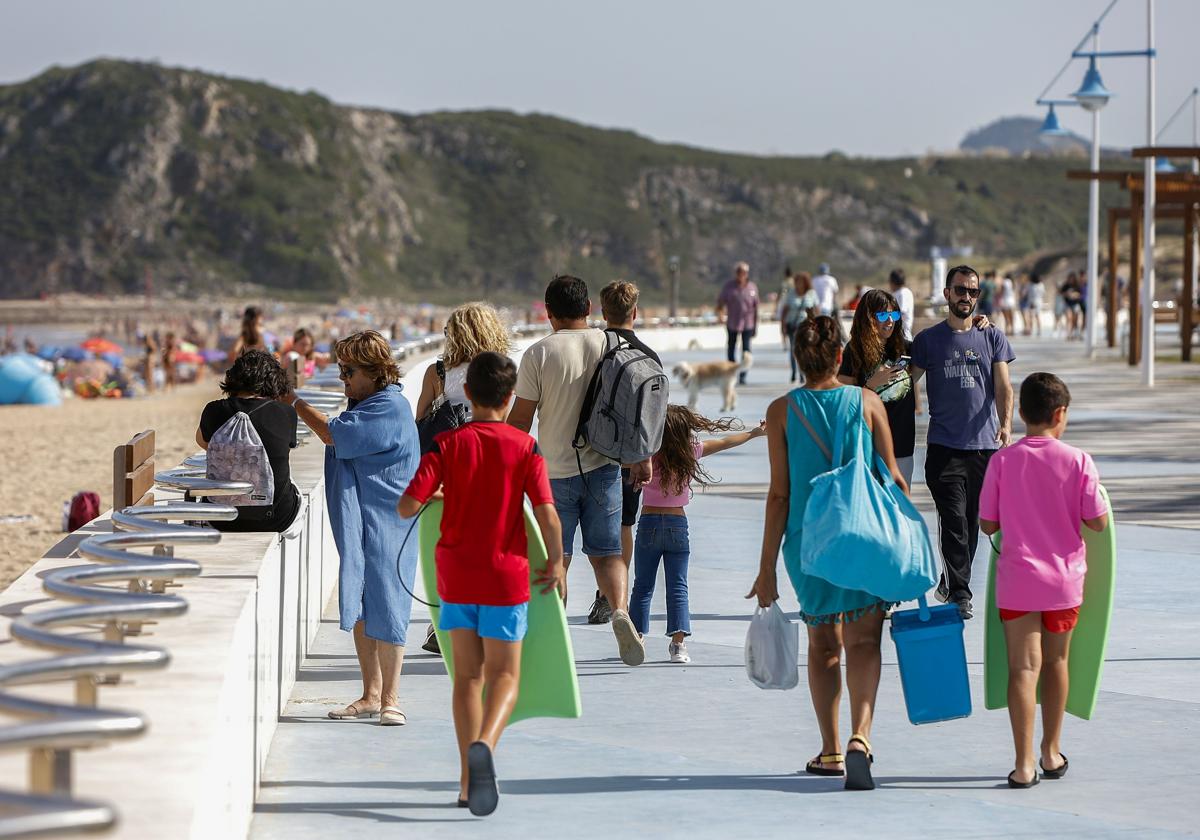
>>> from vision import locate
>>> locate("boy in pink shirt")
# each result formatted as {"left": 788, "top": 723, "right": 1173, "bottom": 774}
{"left": 979, "top": 372, "right": 1108, "bottom": 789}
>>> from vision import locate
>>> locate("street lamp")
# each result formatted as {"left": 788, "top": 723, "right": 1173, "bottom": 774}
{"left": 1071, "top": 53, "right": 1111, "bottom": 358}
{"left": 1034, "top": 0, "right": 1157, "bottom": 382}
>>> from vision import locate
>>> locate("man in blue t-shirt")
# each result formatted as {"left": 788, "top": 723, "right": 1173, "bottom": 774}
{"left": 910, "top": 265, "right": 1015, "bottom": 619}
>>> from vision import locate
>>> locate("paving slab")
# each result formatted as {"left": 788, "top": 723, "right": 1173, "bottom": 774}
{"left": 251, "top": 329, "right": 1200, "bottom": 839}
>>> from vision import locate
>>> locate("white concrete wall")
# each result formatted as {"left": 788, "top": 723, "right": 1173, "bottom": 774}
{"left": 0, "top": 438, "right": 338, "bottom": 840}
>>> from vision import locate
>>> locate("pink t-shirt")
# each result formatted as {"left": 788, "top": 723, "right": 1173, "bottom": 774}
{"left": 642, "top": 440, "right": 704, "bottom": 508}
{"left": 979, "top": 436, "right": 1107, "bottom": 611}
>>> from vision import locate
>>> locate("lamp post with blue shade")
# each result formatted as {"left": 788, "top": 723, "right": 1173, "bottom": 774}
{"left": 1035, "top": 0, "right": 1157, "bottom": 382}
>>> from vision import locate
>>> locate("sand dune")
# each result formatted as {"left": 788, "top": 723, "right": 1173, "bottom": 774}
{"left": 0, "top": 383, "right": 221, "bottom": 589}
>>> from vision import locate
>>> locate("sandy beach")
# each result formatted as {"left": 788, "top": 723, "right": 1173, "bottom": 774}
{"left": 0, "top": 382, "right": 220, "bottom": 589}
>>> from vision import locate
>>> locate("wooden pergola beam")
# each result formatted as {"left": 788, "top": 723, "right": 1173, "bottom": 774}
{"left": 1130, "top": 146, "right": 1200, "bottom": 159}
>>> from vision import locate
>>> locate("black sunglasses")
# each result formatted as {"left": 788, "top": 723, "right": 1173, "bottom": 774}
{"left": 337, "top": 363, "right": 358, "bottom": 380}
{"left": 951, "top": 285, "right": 981, "bottom": 299}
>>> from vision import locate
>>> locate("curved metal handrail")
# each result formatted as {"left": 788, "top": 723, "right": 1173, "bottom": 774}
{"left": 0, "top": 495, "right": 238, "bottom": 838}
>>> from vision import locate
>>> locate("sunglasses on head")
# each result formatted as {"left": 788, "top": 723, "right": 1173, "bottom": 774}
{"left": 951, "top": 285, "right": 981, "bottom": 299}
{"left": 873, "top": 310, "right": 901, "bottom": 323}
{"left": 337, "top": 364, "right": 358, "bottom": 380}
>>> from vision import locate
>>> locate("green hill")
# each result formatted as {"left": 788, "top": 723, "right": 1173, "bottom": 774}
{"left": 0, "top": 60, "right": 1112, "bottom": 302}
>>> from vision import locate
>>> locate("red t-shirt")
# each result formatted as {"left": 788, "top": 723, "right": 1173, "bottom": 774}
{"left": 403, "top": 421, "right": 553, "bottom": 606}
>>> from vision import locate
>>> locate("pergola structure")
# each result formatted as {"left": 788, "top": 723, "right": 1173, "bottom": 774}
{"left": 1068, "top": 146, "right": 1199, "bottom": 364}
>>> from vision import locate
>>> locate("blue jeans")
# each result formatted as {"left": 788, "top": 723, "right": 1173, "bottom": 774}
{"left": 549, "top": 463, "right": 622, "bottom": 558}
{"left": 629, "top": 514, "right": 691, "bottom": 637}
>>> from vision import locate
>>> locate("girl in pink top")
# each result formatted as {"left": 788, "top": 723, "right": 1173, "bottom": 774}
{"left": 628, "top": 405, "right": 765, "bottom": 663}
{"left": 979, "top": 372, "right": 1108, "bottom": 789}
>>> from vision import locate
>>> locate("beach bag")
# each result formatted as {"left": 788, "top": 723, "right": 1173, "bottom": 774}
{"left": 64, "top": 491, "right": 100, "bottom": 531}
{"left": 206, "top": 400, "right": 274, "bottom": 507}
{"left": 417, "top": 359, "right": 468, "bottom": 454}
{"left": 789, "top": 389, "right": 938, "bottom": 603}
{"left": 573, "top": 331, "right": 668, "bottom": 466}
{"left": 744, "top": 602, "right": 800, "bottom": 690}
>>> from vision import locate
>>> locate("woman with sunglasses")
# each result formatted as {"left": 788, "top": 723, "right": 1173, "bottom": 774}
{"left": 837, "top": 289, "right": 917, "bottom": 486}
{"left": 285, "top": 330, "right": 421, "bottom": 726}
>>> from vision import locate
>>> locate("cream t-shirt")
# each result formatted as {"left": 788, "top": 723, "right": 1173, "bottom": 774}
{"left": 515, "top": 328, "right": 610, "bottom": 479}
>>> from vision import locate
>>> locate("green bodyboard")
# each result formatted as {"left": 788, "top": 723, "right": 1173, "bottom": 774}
{"left": 983, "top": 485, "right": 1116, "bottom": 720}
{"left": 417, "top": 500, "right": 582, "bottom": 723}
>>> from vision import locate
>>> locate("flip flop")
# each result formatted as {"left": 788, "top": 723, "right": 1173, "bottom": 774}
{"left": 805, "top": 752, "right": 845, "bottom": 777}
{"left": 379, "top": 706, "right": 407, "bottom": 726}
{"left": 457, "top": 798, "right": 469, "bottom": 808}
{"left": 844, "top": 735, "right": 875, "bottom": 791}
{"left": 327, "top": 701, "right": 379, "bottom": 720}
{"left": 1040, "top": 753, "right": 1069, "bottom": 779}
{"left": 467, "top": 741, "right": 499, "bottom": 816}
{"left": 1008, "top": 770, "right": 1040, "bottom": 789}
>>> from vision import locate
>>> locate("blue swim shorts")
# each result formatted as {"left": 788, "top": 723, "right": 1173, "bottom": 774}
{"left": 438, "top": 601, "right": 529, "bottom": 643}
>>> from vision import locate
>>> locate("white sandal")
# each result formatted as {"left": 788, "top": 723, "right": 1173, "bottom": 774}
{"left": 327, "top": 701, "right": 380, "bottom": 720}
{"left": 380, "top": 706, "right": 407, "bottom": 726}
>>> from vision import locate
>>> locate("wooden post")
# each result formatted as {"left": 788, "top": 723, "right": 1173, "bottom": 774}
{"left": 1129, "top": 195, "right": 1142, "bottom": 367}
{"left": 1107, "top": 208, "right": 1120, "bottom": 349}
{"left": 1184, "top": 205, "right": 1196, "bottom": 362}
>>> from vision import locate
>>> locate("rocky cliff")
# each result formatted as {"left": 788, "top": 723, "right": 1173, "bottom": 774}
{"left": 0, "top": 60, "right": 1099, "bottom": 301}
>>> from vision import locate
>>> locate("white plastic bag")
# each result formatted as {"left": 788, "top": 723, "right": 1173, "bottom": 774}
{"left": 744, "top": 602, "right": 800, "bottom": 690}
{"left": 207, "top": 408, "right": 274, "bottom": 507}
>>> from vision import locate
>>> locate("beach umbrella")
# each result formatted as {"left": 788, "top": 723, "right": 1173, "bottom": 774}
{"left": 100, "top": 352, "right": 124, "bottom": 369}
{"left": 35, "top": 346, "right": 61, "bottom": 361}
{"left": 80, "top": 338, "right": 123, "bottom": 355}
{"left": 62, "top": 347, "right": 90, "bottom": 362}
{"left": 174, "top": 351, "right": 205, "bottom": 365}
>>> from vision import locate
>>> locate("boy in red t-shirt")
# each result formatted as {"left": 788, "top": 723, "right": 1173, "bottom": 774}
{"left": 399, "top": 351, "right": 563, "bottom": 817}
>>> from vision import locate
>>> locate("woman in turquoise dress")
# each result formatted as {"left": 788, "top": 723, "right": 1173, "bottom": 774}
{"left": 288, "top": 330, "right": 421, "bottom": 727}
{"left": 748, "top": 316, "right": 909, "bottom": 791}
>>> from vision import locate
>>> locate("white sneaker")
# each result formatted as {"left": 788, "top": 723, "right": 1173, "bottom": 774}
{"left": 669, "top": 641, "right": 690, "bottom": 664}
{"left": 611, "top": 610, "right": 645, "bottom": 666}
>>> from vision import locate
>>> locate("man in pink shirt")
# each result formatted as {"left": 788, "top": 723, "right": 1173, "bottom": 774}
{"left": 979, "top": 372, "right": 1108, "bottom": 790}
{"left": 715, "top": 261, "right": 759, "bottom": 384}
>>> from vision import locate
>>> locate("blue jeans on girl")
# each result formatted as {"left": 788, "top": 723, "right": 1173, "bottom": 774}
{"left": 629, "top": 514, "right": 691, "bottom": 637}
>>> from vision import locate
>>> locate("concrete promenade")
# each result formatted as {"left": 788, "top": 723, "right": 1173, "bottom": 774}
{"left": 251, "top": 328, "right": 1200, "bottom": 839}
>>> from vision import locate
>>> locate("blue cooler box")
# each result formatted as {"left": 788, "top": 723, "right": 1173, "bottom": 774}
{"left": 889, "top": 596, "right": 972, "bottom": 725}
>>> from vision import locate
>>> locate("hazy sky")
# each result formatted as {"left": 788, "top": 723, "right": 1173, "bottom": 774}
{"left": 2, "top": 0, "right": 1197, "bottom": 157}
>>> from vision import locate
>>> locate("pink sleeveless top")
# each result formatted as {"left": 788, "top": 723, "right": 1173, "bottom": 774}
{"left": 642, "top": 441, "right": 703, "bottom": 508}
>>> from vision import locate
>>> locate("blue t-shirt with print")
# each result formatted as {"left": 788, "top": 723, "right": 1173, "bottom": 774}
{"left": 911, "top": 322, "right": 1015, "bottom": 451}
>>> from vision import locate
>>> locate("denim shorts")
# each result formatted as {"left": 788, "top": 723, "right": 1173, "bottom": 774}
{"left": 549, "top": 462, "right": 622, "bottom": 558}
{"left": 439, "top": 601, "right": 529, "bottom": 643}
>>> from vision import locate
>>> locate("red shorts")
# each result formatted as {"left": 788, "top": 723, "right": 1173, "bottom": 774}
{"left": 998, "top": 606, "right": 1080, "bottom": 633}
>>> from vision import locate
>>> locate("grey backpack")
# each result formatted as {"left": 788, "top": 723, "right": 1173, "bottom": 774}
{"left": 573, "top": 331, "right": 668, "bottom": 467}
{"left": 206, "top": 400, "right": 274, "bottom": 507}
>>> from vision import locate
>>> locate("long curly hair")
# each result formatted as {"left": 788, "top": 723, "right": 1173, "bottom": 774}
{"left": 655, "top": 405, "right": 742, "bottom": 497}
{"left": 335, "top": 330, "right": 401, "bottom": 390}
{"left": 220, "top": 349, "right": 289, "bottom": 399}
{"left": 442, "top": 302, "right": 513, "bottom": 370}
{"left": 845, "top": 289, "right": 906, "bottom": 378}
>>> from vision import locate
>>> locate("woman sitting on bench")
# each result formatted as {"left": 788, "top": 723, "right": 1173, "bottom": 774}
{"left": 195, "top": 350, "right": 302, "bottom": 533}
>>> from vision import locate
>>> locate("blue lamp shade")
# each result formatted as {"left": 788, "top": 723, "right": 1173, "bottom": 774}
{"left": 1040, "top": 104, "right": 1069, "bottom": 136}
{"left": 1155, "top": 157, "right": 1177, "bottom": 174}
{"left": 1072, "top": 58, "right": 1113, "bottom": 112}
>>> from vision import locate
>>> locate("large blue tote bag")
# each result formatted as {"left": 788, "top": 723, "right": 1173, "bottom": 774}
{"left": 788, "top": 389, "right": 938, "bottom": 603}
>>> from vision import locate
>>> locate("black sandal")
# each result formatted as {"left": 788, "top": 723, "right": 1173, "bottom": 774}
{"left": 1040, "top": 753, "right": 1068, "bottom": 779}
{"left": 466, "top": 741, "right": 500, "bottom": 816}
{"left": 844, "top": 735, "right": 875, "bottom": 791}
{"left": 1008, "top": 769, "right": 1040, "bottom": 788}
{"left": 805, "top": 752, "right": 845, "bottom": 777}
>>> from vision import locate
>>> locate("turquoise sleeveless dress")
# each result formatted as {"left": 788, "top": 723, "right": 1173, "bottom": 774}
{"left": 782, "top": 386, "right": 891, "bottom": 625}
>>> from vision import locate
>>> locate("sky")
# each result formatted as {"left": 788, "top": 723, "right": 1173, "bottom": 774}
{"left": 1, "top": 0, "right": 1197, "bottom": 158}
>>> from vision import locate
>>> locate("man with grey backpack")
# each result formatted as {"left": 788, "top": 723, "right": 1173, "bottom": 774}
{"left": 196, "top": 350, "right": 301, "bottom": 533}
{"left": 508, "top": 275, "right": 661, "bottom": 667}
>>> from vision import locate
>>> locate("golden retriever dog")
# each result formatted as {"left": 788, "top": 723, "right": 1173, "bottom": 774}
{"left": 672, "top": 353, "right": 753, "bottom": 412}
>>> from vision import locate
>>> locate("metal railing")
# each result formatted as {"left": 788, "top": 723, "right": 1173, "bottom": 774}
{"left": 0, "top": 482, "right": 245, "bottom": 837}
